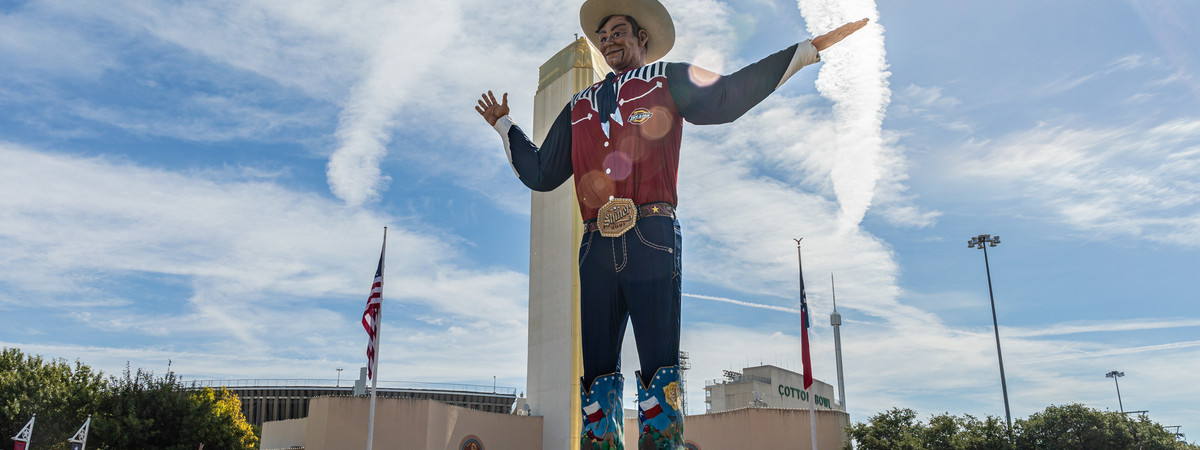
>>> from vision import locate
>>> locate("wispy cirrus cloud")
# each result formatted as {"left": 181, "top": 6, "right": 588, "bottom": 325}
{"left": 946, "top": 118, "right": 1200, "bottom": 246}
{"left": 1006, "top": 317, "right": 1200, "bottom": 338}
{"left": 1033, "top": 54, "right": 1152, "bottom": 97}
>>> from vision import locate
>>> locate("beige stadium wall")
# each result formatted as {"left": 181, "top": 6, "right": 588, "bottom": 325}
{"left": 260, "top": 417, "right": 308, "bottom": 450}
{"left": 299, "top": 396, "right": 542, "bottom": 450}
{"left": 623, "top": 408, "right": 849, "bottom": 450}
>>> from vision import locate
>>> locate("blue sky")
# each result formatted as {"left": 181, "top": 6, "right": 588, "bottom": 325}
{"left": 2, "top": 0, "right": 1199, "bottom": 436}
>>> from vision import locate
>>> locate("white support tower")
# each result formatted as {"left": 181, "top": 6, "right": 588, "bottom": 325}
{"left": 679, "top": 350, "right": 691, "bottom": 414}
{"left": 12, "top": 415, "right": 34, "bottom": 447}
{"left": 68, "top": 415, "right": 91, "bottom": 450}
{"left": 526, "top": 37, "right": 610, "bottom": 450}
{"left": 830, "top": 275, "right": 846, "bottom": 408}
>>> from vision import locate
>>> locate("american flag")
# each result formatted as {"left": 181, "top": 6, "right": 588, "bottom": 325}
{"left": 798, "top": 242, "right": 813, "bottom": 390}
{"left": 362, "top": 235, "right": 386, "bottom": 380}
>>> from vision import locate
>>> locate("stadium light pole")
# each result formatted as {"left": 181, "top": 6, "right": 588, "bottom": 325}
{"left": 1106, "top": 370, "right": 1125, "bottom": 412}
{"left": 337, "top": 367, "right": 343, "bottom": 387}
{"left": 968, "top": 233, "right": 1012, "bottom": 436}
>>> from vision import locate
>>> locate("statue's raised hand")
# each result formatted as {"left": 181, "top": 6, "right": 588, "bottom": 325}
{"left": 475, "top": 91, "right": 510, "bottom": 127}
{"left": 812, "top": 18, "right": 869, "bottom": 52}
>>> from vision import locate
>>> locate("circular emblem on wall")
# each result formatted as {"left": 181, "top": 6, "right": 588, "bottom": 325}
{"left": 684, "top": 441, "right": 700, "bottom": 450}
{"left": 459, "top": 435, "right": 484, "bottom": 450}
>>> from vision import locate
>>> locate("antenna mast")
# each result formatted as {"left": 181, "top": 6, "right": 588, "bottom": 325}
{"left": 831, "top": 273, "right": 847, "bottom": 409}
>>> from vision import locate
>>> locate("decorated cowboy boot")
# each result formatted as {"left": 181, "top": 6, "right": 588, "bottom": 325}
{"left": 635, "top": 366, "right": 684, "bottom": 450}
{"left": 580, "top": 372, "right": 625, "bottom": 450}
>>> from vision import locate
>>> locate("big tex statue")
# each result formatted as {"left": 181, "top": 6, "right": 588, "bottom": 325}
{"left": 476, "top": 0, "right": 866, "bottom": 448}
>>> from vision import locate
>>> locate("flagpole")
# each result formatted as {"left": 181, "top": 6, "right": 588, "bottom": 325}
{"left": 809, "top": 390, "right": 817, "bottom": 449}
{"left": 367, "top": 227, "right": 387, "bottom": 450}
{"left": 794, "top": 239, "right": 818, "bottom": 450}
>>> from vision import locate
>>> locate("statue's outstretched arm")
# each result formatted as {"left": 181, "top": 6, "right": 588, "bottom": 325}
{"left": 477, "top": 91, "right": 573, "bottom": 192}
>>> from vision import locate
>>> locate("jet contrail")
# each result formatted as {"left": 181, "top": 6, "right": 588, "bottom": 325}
{"left": 797, "top": 0, "right": 891, "bottom": 229}
{"left": 684, "top": 293, "right": 800, "bottom": 314}
{"left": 326, "top": 2, "right": 461, "bottom": 206}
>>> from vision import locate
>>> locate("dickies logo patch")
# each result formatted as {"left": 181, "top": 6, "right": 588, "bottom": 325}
{"left": 628, "top": 108, "right": 653, "bottom": 124}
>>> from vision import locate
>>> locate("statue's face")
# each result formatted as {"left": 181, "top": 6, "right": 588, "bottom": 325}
{"left": 597, "top": 15, "right": 648, "bottom": 73}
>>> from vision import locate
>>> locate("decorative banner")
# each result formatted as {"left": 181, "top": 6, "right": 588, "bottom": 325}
{"left": 11, "top": 415, "right": 34, "bottom": 447}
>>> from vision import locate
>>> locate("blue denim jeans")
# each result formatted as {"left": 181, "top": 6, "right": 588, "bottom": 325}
{"left": 579, "top": 215, "right": 682, "bottom": 387}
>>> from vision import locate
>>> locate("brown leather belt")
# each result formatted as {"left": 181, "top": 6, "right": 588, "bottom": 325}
{"left": 584, "top": 202, "right": 675, "bottom": 234}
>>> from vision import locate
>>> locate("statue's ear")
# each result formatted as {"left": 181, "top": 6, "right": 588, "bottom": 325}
{"left": 638, "top": 28, "right": 649, "bottom": 49}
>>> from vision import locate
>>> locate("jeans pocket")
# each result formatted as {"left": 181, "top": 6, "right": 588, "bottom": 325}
{"left": 673, "top": 222, "right": 682, "bottom": 279}
{"left": 578, "top": 231, "right": 595, "bottom": 266}
{"left": 634, "top": 222, "right": 674, "bottom": 254}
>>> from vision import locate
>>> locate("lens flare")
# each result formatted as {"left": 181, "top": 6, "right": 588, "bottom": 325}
{"left": 603, "top": 151, "right": 634, "bottom": 181}
{"left": 577, "top": 170, "right": 615, "bottom": 210}
{"left": 688, "top": 65, "right": 722, "bottom": 87}
{"left": 639, "top": 107, "right": 675, "bottom": 140}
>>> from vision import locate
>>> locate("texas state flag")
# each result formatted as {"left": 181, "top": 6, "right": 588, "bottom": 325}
{"left": 639, "top": 396, "right": 664, "bottom": 421}
{"left": 583, "top": 401, "right": 605, "bottom": 424}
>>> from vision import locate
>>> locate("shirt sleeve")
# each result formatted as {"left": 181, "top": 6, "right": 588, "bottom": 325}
{"left": 667, "top": 41, "right": 820, "bottom": 125}
{"left": 491, "top": 103, "right": 574, "bottom": 192}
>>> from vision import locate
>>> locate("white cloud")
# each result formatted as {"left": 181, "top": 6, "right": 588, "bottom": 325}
{"left": 40, "top": 0, "right": 366, "bottom": 101}
{"left": 1034, "top": 54, "right": 1154, "bottom": 97}
{"left": 661, "top": 0, "right": 739, "bottom": 72}
{"left": 1006, "top": 317, "right": 1200, "bottom": 338}
{"left": 900, "top": 85, "right": 961, "bottom": 109}
{"left": 67, "top": 94, "right": 330, "bottom": 143}
{"left": 798, "top": 0, "right": 892, "bottom": 229}
{"left": 325, "top": 1, "right": 465, "bottom": 205}
{"left": 944, "top": 119, "right": 1200, "bottom": 246}
{"left": 0, "top": 4, "right": 116, "bottom": 79}
{"left": 0, "top": 144, "right": 529, "bottom": 381}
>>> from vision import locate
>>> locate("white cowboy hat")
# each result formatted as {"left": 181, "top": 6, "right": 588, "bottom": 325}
{"left": 579, "top": 0, "right": 675, "bottom": 64}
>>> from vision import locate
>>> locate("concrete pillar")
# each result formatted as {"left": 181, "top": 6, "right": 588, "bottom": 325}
{"left": 526, "top": 37, "right": 611, "bottom": 450}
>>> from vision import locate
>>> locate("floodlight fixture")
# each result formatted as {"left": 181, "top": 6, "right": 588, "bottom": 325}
{"left": 1106, "top": 370, "right": 1125, "bottom": 413}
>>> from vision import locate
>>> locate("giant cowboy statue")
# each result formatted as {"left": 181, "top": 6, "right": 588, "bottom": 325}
{"left": 476, "top": 0, "right": 866, "bottom": 448}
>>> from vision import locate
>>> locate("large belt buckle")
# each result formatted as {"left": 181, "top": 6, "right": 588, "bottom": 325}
{"left": 597, "top": 198, "right": 637, "bottom": 238}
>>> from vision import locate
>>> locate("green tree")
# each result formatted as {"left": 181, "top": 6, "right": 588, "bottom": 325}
{"left": 921, "top": 413, "right": 963, "bottom": 450}
{"left": 845, "top": 409, "right": 1013, "bottom": 450}
{"left": 90, "top": 367, "right": 257, "bottom": 450}
{"left": 845, "top": 403, "right": 1197, "bottom": 450}
{"left": 845, "top": 408, "right": 924, "bottom": 450}
{"left": 184, "top": 387, "right": 258, "bottom": 449}
{"left": 1, "top": 348, "right": 257, "bottom": 450}
{"left": 1014, "top": 403, "right": 1194, "bottom": 450}
{"left": 0, "top": 347, "right": 105, "bottom": 450}
{"left": 956, "top": 414, "right": 1011, "bottom": 450}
